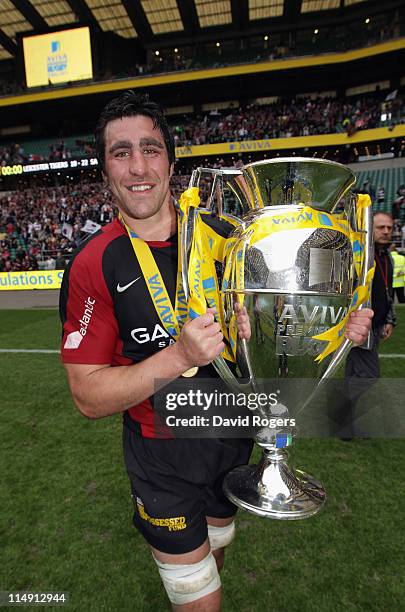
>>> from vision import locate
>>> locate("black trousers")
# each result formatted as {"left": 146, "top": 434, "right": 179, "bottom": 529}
{"left": 394, "top": 286, "right": 405, "bottom": 303}
{"left": 328, "top": 333, "right": 380, "bottom": 438}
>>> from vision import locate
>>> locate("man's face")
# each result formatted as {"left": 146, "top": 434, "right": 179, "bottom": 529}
{"left": 373, "top": 214, "right": 393, "bottom": 246}
{"left": 103, "top": 115, "right": 173, "bottom": 222}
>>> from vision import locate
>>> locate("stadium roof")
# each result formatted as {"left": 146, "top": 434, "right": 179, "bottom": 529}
{"left": 0, "top": 0, "right": 402, "bottom": 60}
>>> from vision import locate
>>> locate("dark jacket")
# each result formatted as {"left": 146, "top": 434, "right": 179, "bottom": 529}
{"left": 372, "top": 246, "right": 396, "bottom": 332}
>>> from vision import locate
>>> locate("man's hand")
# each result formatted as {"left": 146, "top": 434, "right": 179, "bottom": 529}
{"left": 344, "top": 307, "right": 374, "bottom": 346}
{"left": 175, "top": 308, "right": 224, "bottom": 369}
{"left": 234, "top": 302, "right": 251, "bottom": 341}
{"left": 381, "top": 323, "right": 394, "bottom": 341}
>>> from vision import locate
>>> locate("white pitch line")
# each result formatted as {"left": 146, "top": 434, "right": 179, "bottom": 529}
{"left": 0, "top": 349, "right": 59, "bottom": 353}
{"left": 0, "top": 349, "right": 404, "bottom": 358}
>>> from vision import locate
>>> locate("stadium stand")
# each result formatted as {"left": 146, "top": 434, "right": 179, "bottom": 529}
{"left": 0, "top": 183, "right": 115, "bottom": 271}
{"left": 2, "top": 159, "right": 405, "bottom": 272}
{"left": 0, "top": 138, "right": 96, "bottom": 164}
{"left": 1, "top": 0, "right": 405, "bottom": 269}
{"left": 355, "top": 166, "right": 405, "bottom": 211}
{"left": 1, "top": 92, "right": 403, "bottom": 163}
{"left": 0, "top": 7, "right": 402, "bottom": 98}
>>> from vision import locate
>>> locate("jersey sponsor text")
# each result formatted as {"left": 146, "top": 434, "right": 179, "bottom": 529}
{"left": 79, "top": 296, "right": 96, "bottom": 336}
{"left": 131, "top": 323, "right": 171, "bottom": 347}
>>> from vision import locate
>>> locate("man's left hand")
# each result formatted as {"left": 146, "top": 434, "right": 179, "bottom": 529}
{"left": 344, "top": 307, "right": 374, "bottom": 346}
{"left": 381, "top": 323, "right": 394, "bottom": 341}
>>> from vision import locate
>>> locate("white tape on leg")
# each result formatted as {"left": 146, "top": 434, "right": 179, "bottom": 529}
{"left": 153, "top": 551, "right": 221, "bottom": 606}
{"left": 207, "top": 521, "right": 235, "bottom": 551}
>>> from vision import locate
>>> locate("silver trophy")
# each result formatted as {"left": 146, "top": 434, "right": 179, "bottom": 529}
{"left": 180, "top": 158, "right": 373, "bottom": 519}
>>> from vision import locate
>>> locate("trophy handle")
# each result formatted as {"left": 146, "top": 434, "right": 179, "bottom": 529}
{"left": 356, "top": 195, "right": 375, "bottom": 350}
{"left": 180, "top": 169, "right": 256, "bottom": 393}
{"left": 320, "top": 196, "right": 374, "bottom": 380}
{"left": 213, "top": 339, "right": 257, "bottom": 394}
{"left": 181, "top": 167, "right": 242, "bottom": 301}
{"left": 357, "top": 194, "right": 375, "bottom": 288}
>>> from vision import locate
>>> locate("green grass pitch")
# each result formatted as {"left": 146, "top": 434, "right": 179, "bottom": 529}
{"left": 0, "top": 307, "right": 404, "bottom": 611}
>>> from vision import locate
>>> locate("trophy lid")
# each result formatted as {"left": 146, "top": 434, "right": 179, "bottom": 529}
{"left": 240, "top": 157, "right": 356, "bottom": 213}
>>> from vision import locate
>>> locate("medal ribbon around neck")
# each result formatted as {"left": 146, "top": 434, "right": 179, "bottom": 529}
{"left": 119, "top": 211, "right": 188, "bottom": 340}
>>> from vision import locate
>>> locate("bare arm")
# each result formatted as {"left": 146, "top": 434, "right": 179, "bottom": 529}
{"left": 65, "top": 309, "right": 224, "bottom": 419}
{"left": 65, "top": 307, "right": 374, "bottom": 419}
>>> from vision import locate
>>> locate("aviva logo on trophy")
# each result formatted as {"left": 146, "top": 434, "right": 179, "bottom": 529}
{"left": 179, "top": 158, "right": 374, "bottom": 519}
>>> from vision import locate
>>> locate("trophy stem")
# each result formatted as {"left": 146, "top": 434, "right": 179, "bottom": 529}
{"left": 223, "top": 445, "right": 326, "bottom": 520}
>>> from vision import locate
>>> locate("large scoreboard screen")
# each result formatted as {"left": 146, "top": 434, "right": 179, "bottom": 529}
{"left": 23, "top": 27, "right": 93, "bottom": 88}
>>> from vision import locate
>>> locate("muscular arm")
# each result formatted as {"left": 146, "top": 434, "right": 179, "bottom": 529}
{"left": 65, "top": 310, "right": 224, "bottom": 419}
{"left": 64, "top": 307, "right": 373, "bottom": 419}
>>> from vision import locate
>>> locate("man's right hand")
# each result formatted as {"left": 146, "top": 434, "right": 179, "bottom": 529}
{"left": 175, "top": 308, "right": 225, "bottom": 369}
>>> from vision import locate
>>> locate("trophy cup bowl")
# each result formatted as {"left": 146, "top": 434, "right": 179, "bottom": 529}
{"left": 181, "top": 158, "right": 373, "bottom": 520}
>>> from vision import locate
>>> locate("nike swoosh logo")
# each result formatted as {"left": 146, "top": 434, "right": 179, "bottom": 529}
{"left": 117, "top": 276, "right": 141, "bottom": 293}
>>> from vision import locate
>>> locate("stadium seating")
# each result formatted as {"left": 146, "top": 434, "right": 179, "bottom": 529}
{"left": 1, "top": 91, "right": 403, "bottom": 164}
{"left": 355, "top": 166, "right": 405, "bottom": 215}
{"left": 2, "top": 161, "right": 405, "bottom": 272}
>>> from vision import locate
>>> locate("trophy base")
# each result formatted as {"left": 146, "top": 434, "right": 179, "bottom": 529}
{"left": 223, "top": 448, "right": 326, "bottom": 520}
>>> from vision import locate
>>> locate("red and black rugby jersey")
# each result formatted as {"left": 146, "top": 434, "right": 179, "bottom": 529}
{"left": 59, "top": 214, "right": 233, "bottom": 438}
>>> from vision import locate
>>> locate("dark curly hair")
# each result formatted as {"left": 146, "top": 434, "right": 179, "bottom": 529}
{"left": 94, "top": 90, "right": 175, "bottom": 172}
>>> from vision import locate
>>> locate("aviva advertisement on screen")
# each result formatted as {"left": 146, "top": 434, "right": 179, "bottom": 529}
{"left": 23, "top": 27, "right": 93, "bottom": 88}
{"left": 0, "top": 271, "right": 64, "bottom": 291}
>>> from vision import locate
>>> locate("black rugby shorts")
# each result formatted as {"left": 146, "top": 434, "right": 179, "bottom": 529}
{"left": 123, "top": 426, "right": 253, "bottom": 554}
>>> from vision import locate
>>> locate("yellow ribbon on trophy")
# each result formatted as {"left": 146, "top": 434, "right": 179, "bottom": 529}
{"left": 311, "top": 193, "right": 374, "bottom": 363}
{"left": 312, "top": 266, "right": 375, "bottom": 363}
{"left": 178, "top": 188, "right": 235, "bottom": 362}
{"left": 247, "top": 205, "right": 351, "bottom": 245}
{"left": 349, "top": 193, "right": 372, "bottom": 278}
{"left": 220, "top": 233, "right": 246, "bottom": 359}
{"left": 179, "top": 189, "right": 373, "bottom": 366}
{"left": 219, "top": 196, "right": 374, "bottom": 365}
{"left": 221, "top": 204, "right": 352, "bottom": 361}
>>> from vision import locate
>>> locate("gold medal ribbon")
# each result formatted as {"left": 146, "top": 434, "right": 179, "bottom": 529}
{"left": 119, "top": 212, "right": 187, "bottom": 340}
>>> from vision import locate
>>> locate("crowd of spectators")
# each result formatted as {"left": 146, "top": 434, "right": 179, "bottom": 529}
{"left": 1, "top": 169, "right": 405, "bottom": 273}
{"left": 171, "top": 95, "right": 404, "bottom": 146}
{"left": 0, "top": 139, "right": 96, "bottom": 165}
{"left": 0, "top": 182, "right": 114, "bottom": 273}
{"left": 0, "top": 143, "right": 26, "bottom": 165}
{"left": 1, "top": 93, "right": 403, "bottom": 167}
{"left": 0, "top": 175, "right": 217, "bottom": 272}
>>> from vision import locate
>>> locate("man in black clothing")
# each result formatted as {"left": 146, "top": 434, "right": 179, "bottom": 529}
{"left": 338, "top": 212, "right": 396, "bottom": 437}
{"left": 346, "top": 212, "right": 395, "bottom": 377}
{"left": 371, "top": 214, "right": 396, "bottom": 338}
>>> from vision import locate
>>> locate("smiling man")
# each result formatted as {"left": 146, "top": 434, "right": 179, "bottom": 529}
{"left": 104, "top": 116, "right": 173, "bottom": 227}
{"left": 59, "top": 90, "right": 373, "bottom": 611}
